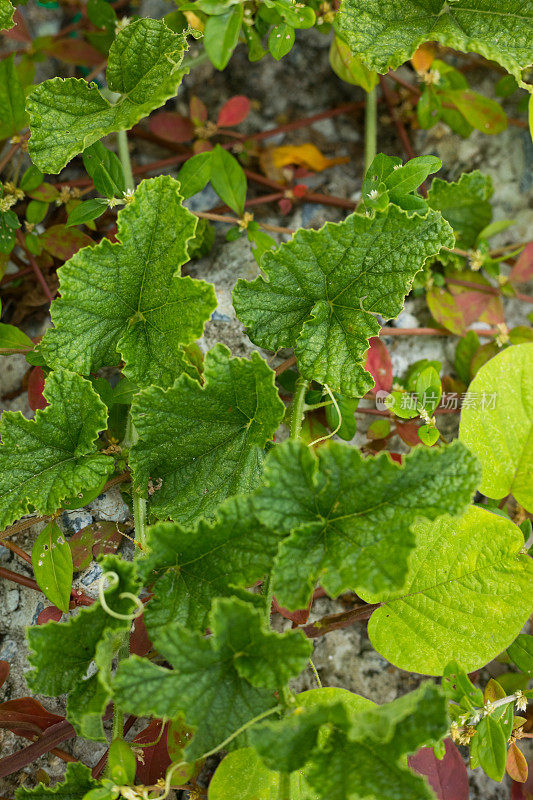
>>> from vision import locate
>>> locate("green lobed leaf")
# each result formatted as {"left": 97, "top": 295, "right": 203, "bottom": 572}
{"left": 130, "top": 344, "right": 285, "bottom": 525}
{"left": 251, "top": 683, "right": 447, "bottom": 800}
{"left": 27, "top": 555, "right": 139, "bottom": 697}
{"left": 459, "top": 343, "right": 533, "bottom": 511}
{"left": 0, "top": 54, "right": 27, "bottom": 138}
{"left": 31, "top": 521, "right": 73, "bottom": 612}
{"left": 40, "top": 176, "right": 216, "bottom": 389}
{"left": 251, "top": 439, "right": 480, "bottom": 609}
{"left": 368, "top": 505, "right": 533, "bottom": 675}
{"left": 335, "top": 0, "right": 533, "bottom": 90}
{"left": 27, "top": 19, "right": 189, "bottom": 173}
{"left": 113, "top": 597, "right": 311, "bottom": 759}
{"left": 233, "top": 205, "right": 453, "bottom": 397}
{"left": 140, "top": 494, "right": 282, "bottom": 639}
{"left": 15, "top": 763, "right": 98, "bottom": 800}
{"left": 0, "top": 369, "right": 113, "bottom": 530}
{"left": 427, "top": 170, "right": 493, "bottom": 251}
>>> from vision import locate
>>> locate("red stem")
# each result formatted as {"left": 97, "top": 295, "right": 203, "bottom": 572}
{"left": 15, "top": 231, "right": 54, "bottom": 303}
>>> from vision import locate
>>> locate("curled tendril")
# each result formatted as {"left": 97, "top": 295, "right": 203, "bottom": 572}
{"left": 98, "top": 571, "right": 144, "bottom": 621}
{"left": 308, "top": 384, "right": 342, "bottom": 447}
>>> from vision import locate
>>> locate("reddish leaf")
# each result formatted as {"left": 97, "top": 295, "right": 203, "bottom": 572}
{"left": 510, "top": 242, "right": 533, "bottom": 284}
{"left": 26, "top": 183, "right": 60, "bottom": 202}
{"left": 193, "top": 139, "right": 213, "bottom": 154}
{"left": 408, "top": 739, "right": 468, "bottom": 800}
{"left": 0, "top": 697, "right": 64, "bottom": 739}
{"left": 272, "top": 596, "right": 311, "bottom": 625}
{"left": 189, "top": 96, "right": 208, "bottom": 125}
{"left": 389, "top": 452, "right": 403, "bottom": 464}
{"left": 217, "top": 95, "right": 251, "bottom": 127}
{"left": 507, "top": 743, "right": 529, "bottom": 783}
{"left": 149, "top": 112, "right": 194, "bottom": 144}
{"left": 278, "top": 197, "right": 293, "bottom": 215}
{"left": 44, "top": 38, "right": 104, "bottom": 67}
{"left": 427, "top": 287, "right": 491, "bottom": 336}
{"left": 395, "top": 420, "right": 421, "bottom": 447}
{"left": 130, "top": 613, "right": 152, "bottom": 657}
{"left": 365, "top": 337, "right": 392, "bottom": 393}
{"left": 292, "top": 184, "right": 308, "bottom": 199}
{"left": 69, "top": 521, "right": 122, "bottom": 571}
{"left": 37, "top": 606, "right": 63, "bottom": 625}
{"left": 134, "top": 721, "right": 171, "bottom": 784}
{"left": 28, "top": 366, "right": 47, "bottom": 411}
{"left": 0, "top": 661, "right": 10, "bottom": 690}
{"left": 40, "top": 225, "right": 94, "bottom": 261}
{"left": 511, "top": 764, "right": 533, "bottom": 799}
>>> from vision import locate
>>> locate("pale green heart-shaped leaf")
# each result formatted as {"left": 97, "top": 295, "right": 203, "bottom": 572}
{"left": 31, "top": 521, "right": 73, "bottom": 613}
{"left": 368, "top": 506, "right": 533, "bottom": 675}
{"left": 40, "top": 176, "right": 216, "bottom": 390}
{"left": 130, "top": 344, "right": 285, "bottom": 525}
{"left": 459, "top": 343, "right": 533, "bottom": 511}
{"left": 0, "top": 369, "right": 113, "bottom": 530}
{"left": 27, "top": 19, "right": 188, "bottom": 173}
{"left": 233, "top": 205, "right": 453, "bottom": 397}
{"left": 336, "top": 0, "right": 533, "bottom": 91}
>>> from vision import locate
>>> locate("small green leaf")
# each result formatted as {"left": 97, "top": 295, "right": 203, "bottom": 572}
{"left": 368, "top": 506, "right": 533, "bottom": 675}
{"left": 0, "top": 369, "right": 113, "bottom": 530}
{"left": 204, "top": 5, "right": 243, "bottom": 70}
{"left": 455, "top": 330, "right": 480, "bottom": 384}
{"left": 329, "top": 35, "right": 379, "bottom": 91}
{"left": 442, "top": 661, "right": 485, "bottom": 707}
{"left": 417, "top": 424, "right": 439, "bottom": 446}
{"left": 131, "top": 345, "right": 284, "bottom": 525}
{"left": 234, "top": 205, "right": 453, "bottom": 397}
{"left": 459, "top": 343, "right": 533, "bottom": 511}
{"left": 66, "top": 198, "right": 109, "bottom": 227}
{"left": 26, "top": 200, "right": 49, "bottom": 224}
{"left": 269, "top": 22, "right": 295, "bottom": 60}
{"left": 177, "top": 151, "right": 213, "bottom": 199}
{"left": 31, "top": 521, "right": 73, "bottom": 612}
{"left": 20, "top": 165, "right": 45, "bottom": 193}
{"left": 442, "top": 89, "right": 507, "bottom": 135}
{"left": 107, "top": 740, "right": 137, "bottom": 785}
{"left": 15, "top": 763, "right": 98, "bottom": 800}
{"left": 82, "top": 142, "right": 126, "bottom": 198}
{"left": 210, "top": 144, "right": 247, "bottom": 216}
{"left": 27, "top": 19, "right": 189, "bottom": 173}
{"left": 0, "top": 54, "right": 27, "bottom": 138}
{"left": 385, "top": 155, "right": 441, "bottom": 200}
{"left": 0, "top": 322, "right": 33, "bottom": 353}
{"left": 471, "top": 715, "right": 507, "bottom": 781}
{"left": 41, "top": 176, "right": 216, "bottom": 390}
{"left": 415, "top": 366, "right": 441, "bottom": 414}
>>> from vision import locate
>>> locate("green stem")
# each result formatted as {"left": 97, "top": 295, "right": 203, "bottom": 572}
{"left": 117, "top": 129, "right": 134, "bottom": 193}
{"left": 364, "top": 86, "right": 378, "bottom": 173}
{"left": 262, "top": 575, "right": 273, "bottom": 625}
{"left": 290, "top": 378, "right": 309, "bottom": 440}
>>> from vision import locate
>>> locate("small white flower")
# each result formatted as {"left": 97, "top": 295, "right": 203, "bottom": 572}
{"left": 367, "top": 189, "right": 379, "bottom": 200}
{"left": 515, "top": 691, "right": 528, "bottom": 712}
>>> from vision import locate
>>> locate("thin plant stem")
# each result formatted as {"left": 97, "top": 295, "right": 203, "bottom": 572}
{"left": 309, "top": 659, "right": 322, "bottom": 689}
{"left": 290, "top": 378, "right": 309, "bottom": 440}
{"left": 279, "top": 772, "right": 291, "bottom": 800}
{"left": 364, "top": 86, "right": 378, "bottom": 173}
{"left": 117, "top": 130, "right": 134, "bottom": 193}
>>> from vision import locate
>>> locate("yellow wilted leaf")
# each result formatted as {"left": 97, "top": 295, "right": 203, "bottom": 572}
{"left": 260, "top": 143, "right": 349, "bottom": 181}
{"left": 183, "top": 10, "right": 204, "bottom": 32}
{"left": 411, "top": 43, "right": 436, "bottom": 74}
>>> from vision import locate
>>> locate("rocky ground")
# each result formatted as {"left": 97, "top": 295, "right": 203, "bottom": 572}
{"left": 1, "top": 18, "right": 532, "bottom": 800}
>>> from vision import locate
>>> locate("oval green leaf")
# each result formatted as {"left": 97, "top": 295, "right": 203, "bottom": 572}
{"left": 368, "top": 506, "right": 533, "bottom": 675}
{"left": 31, "top": 521, "right": 73, "bottom": 612}
{"left": 459, "top": 343, "right": 533, "bottom": 511}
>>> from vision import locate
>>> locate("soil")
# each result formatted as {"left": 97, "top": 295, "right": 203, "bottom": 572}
{"left": 1, "top": 16, "right": 532, "bottom": 800}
